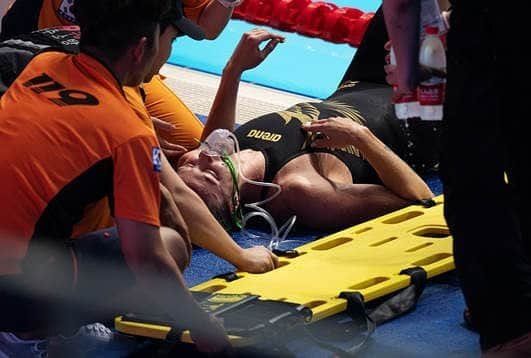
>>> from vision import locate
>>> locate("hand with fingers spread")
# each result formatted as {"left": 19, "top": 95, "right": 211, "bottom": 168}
{"left": 226, "top": 28, "right": 285, "bottom": 73}
{"left": 302, "top": 117, "right": 365, "bottom": 149}
{"left": 151, "top": 116, "right": 189, "bottom": 159}
{"left": 202, "top": 28, "right": 285, "bottom": 139}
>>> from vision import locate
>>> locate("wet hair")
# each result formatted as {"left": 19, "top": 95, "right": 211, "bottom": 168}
{"left": 209, "top": 202, "right": 236, "bottom": 233}
{"left": 73, "top": 0, "right": 171, "bottom": 60}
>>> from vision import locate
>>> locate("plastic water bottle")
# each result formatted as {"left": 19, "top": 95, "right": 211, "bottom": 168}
{"left": 390, "top": 47, "right": 419, "bottom": 120}
{"left": 418, "top": 26, "right": 446, "bottom": 121}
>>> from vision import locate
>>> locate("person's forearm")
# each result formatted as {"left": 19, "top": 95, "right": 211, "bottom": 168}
{"left": 202, "top": 29, "right": 285, "bottom": 140}
{"left": 159, "top": 183, "right": 192, "bottom": 257}
{"left": 133, "top": 247, "right": 216, "bottom": 334}
{"left": 201, "top": 64, "right": 242, "bottom": 140}
{"left": 355, "top": 126, "right": 433, "bottom": 200}
{"left": 176, "top": 183, "right": 245, "bottom": 262}
{"left": 117, "top": 219, "right": 210, "bottom": 331}
{"left": 382, "top": 0, "right": 421, "bottom": 93}
{"left": 197, "top": 0, "right": 234, "bottom": 39}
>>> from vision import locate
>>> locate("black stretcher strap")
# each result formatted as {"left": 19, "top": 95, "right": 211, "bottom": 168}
{"left": 297, "top": 291, "right": 375, "bottom": 357}
{"left": 368, "top": 266, "right": 427, "bottom": 325}
{"left": 119, "top": 267, "right": 428, "bottom": 356}
{"left": 157, "top": 327, "right": 185, "bottom": 356}
{"left": 272, "top": 249, "right": 300, "bottom": 258}
{"left": 400, "top": 266, "right": 428, "bottom": 299}
{"left": 416, "top": 198, "right": 437, "bottom": 208}
{"left": 300, "top": 268, "right": 428, "bottom": 356}
{"left": 213, "top": 271, "right": 241, "bottom": 282}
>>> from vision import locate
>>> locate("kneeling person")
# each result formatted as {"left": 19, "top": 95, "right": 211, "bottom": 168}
{"left": 0, "top": 0, "right": 229, "bottom": 352}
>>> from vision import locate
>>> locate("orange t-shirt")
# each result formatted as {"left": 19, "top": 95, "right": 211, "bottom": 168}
{"left": 34, "top": 0, "right": 206, "bottom": 150}
{"left": 123, "top": 84, "right": 157, "bottom": 132}
{"left": 141, "top": 75, "right": 203, "bottom": 150}
{"left": 0, "top": 51, "right": 161, "bottom": 274}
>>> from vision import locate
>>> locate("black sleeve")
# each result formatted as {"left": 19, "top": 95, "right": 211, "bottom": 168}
{"left": 0, "top": 0, "right": 44, "bottom": 41}
{"left": 0, "top": 27, "right": 80, "bottom": 96}
{"left": 338, "top": 6, "right": 389, "bottom": 87}
{"left": 0, "top": 46, "right": 35, "bottom": 95}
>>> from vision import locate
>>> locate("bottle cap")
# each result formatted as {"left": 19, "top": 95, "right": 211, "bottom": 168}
{"left": 425, "top": 26, "right": 438, "bottom": 35}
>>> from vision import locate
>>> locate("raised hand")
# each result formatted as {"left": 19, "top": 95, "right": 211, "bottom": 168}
{"left": 226, "top": 28, "right": 285, "bottom": 73}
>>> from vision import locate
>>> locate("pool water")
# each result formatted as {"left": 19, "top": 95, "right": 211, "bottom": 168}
{"left": 168, "top": 0, "right": 380, "bottom": 99}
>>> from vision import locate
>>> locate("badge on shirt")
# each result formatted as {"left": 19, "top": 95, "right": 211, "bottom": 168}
{"left": 57, "top": 0, "right": 77, "bottom": 23}
{"left": 152, "top": 147, "right": 162, "bottom": 172}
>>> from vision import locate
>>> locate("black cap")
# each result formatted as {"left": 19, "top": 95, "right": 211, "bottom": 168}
{"left": 172, "top": 0, "right": 205, "bottom": 40}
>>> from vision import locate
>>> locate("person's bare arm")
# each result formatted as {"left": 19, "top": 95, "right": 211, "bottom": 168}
{"left": 382, "top": 0, "right": 421, "bottom": 94}
{"left": 159, "top": 153, "right": 278, "bottom": 272}
{"left": 159, "top": 182, "right": 192, "bottom": 262}
{"left": 304, "top": 117, "right": 433, "bottom": 200}
{"left": 195, "top": 0, "right": 234, "bottom": 39}
{"left": 384, "top": 2, "right": 450, "bottom": 88}
{"left": 281, "top": 118, "right": 433, "bottom": 229}
{"left": 279, "top": 172, "right": 412, "bottom": 230}
{"left": 201, "top": 29, "right": 285, "bottom": 140}
{"left": 116, "top": 217, "right": 230, "bottom": 353}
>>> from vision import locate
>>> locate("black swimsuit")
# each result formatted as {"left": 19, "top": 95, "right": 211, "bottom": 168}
{"left": 235, "top": 5, "right": 441, "bottom": 183}
{"left": 235, "top": 82, "right": 401, "bottom": 185}
{"left": 235, "top": 81, "right": 441, "bottom": 184}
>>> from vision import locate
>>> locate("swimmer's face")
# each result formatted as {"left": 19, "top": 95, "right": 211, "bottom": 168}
{"left": 177, "top": 149, "right": 234, "bottom": 212}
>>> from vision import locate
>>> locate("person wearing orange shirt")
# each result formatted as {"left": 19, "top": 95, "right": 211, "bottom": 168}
{"left": 0, "top": 0, "right": 239, "bottom": 153}
{"left": 0, "top": 23, "right": 282, "bottom": 275}
{"left": 0, "top": 0, "right": 232, "bottom": 354}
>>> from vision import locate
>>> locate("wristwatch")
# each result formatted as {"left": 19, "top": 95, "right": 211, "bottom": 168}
{"left": 216, "top": 0, "right": 243, "bottom": 8}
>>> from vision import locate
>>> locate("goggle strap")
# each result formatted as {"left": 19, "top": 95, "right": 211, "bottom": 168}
{"left": 221, "top": 155, "right": 243, "bottom": 229}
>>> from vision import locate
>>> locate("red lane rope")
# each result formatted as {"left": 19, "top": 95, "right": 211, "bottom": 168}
{"left": 232, "top": 0, "right": 375, "bottom": 47}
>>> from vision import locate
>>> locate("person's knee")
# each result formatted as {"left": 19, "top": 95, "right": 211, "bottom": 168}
{"left": 160, "top": 226, "right": 191, "bottom": 271}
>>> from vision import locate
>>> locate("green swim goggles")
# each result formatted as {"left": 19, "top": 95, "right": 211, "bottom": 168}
{"left": 221, "top": 154, "right": 244, "bottom": 229}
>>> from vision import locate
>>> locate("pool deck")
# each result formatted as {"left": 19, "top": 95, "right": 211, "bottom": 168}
{"left": 160, "top": 63, "right": 320, "bottom": 125}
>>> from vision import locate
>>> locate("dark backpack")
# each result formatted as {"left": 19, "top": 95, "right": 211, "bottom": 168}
{"left": 0, "top": 26, "right": 80, "bottom": 96}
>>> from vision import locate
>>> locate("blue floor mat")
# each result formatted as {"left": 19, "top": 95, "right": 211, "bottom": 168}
{"left": 98, "top": 170, "right": 478, "bottom": 357}
{"left": 175, "top": 115, "right": 478, "bottom": 355}
{"left": 179, "top": 173, "right": 481, "bottom": 357}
